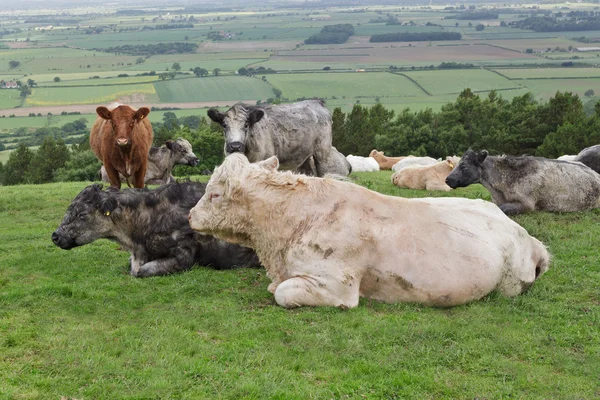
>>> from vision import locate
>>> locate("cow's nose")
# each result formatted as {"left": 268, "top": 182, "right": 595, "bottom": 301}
{"left": 226, "top": 142, "right": 244, "bottom": 153}
{"left": 51, "top": 231, "right": 60, "bottom": 244}
{"left": 189, "top": 158, "right": 199, "bottom": 167}
{"left": 116, "top": 138, "right": 129, "bottom": 146}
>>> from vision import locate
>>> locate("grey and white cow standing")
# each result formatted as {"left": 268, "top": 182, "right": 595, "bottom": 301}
{"left": 52, "top": 182, "right": 259, "bottom": 277}
{"left": 298, "top": 146, "right": 352, "bottom": 177}
{"left": 445, "top": 149, "right": 600, "bottom": 215}
{"left": 100, "top": 138, "right": 199, "bottom": 185}
{"left": 207, "top": 100, "right": 333, "bottom": 177}
{"left": 575, "top": 144, "right": 600, "bottom": 174}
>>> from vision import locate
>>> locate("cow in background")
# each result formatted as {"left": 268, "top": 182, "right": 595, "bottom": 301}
{"left": 369, "top": 150, "right": 407, "bottom": 170}
{"left": 189, "top": 154, "right": 549, "bottom": 309}
{"left": 52, "top": 182, "right": 260, "bottom": 277}
{"left": 298, "top": 146, "right": 352, "bottom": 177}
{"left": 207, "top": 100, "right": 333, "bottom": 177}
{"left": 392, "top": 156, "right": 460, "bottom": 191}
{"left": 446, "top": 149, "right": 600, "bottom": 215}
{"left": 575, "top": 144, "right": 600, "bottom": 174}
{"left": 392, "top": 156, "right": 439, "bottom": 172}
{"left": 100, "top": 138, "right": 199, "bottom": 185}
{"left": 346, "top": 155, "right": 380, "bottom": 172}
{"left": 90, "top": 103, "right": 153, "bottom": 189}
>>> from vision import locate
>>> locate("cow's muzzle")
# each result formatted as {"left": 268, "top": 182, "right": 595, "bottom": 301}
{"left": 116, "top": 138, "right": 129, "bottom": 147}
{"left": 226, "top": 141, "right": 245, "bottom": 154}
{"left": 51, "top": 230, "right": 75, "bottom": 250}
{"left": 188, "top": 157, "right": 199, "bottom": 167}
{"left": 445, "top": 176, "right": 458, "bottom": 189}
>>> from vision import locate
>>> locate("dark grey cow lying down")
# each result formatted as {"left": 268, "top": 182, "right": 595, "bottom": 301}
{"left": 446, "top": 149, "right": 600, "bottom": 215}
{"left": 207, "top": 99, "right": 333, "bottom": 177}
{"left": 52, "top": 182, "right": 260, "bottom": 277}
{"left": 575, "top": 144, "right": 600, "bottom": 174}
{"left": 100, "top": 138, "right": 199, "bottom": 186}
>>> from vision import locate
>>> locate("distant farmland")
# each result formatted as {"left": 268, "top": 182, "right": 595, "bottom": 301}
{"left": 25, "top": 84, "right": 158, "bottom": 106}
{"left": 402, "top": 69, "right": 521, "bottom": 96}
{"left": 153, "top": 76, "right": 275, "bottom": 103}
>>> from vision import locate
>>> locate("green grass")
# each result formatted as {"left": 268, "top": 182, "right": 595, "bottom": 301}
{"left": 267, "top": 72, "right": 425, "bottom": 100}
{"left": 402, "top": 69, "right": 522, "bottom": 96}
{"left": 154, "top": 76, "right": 275, "bottom": 103}
{"left": 0, "top": 89, "right": 22, "bottom": 109}
{"left": 0, "top": 172, "right": 598, "bottom": 398}
{"left": 497, "top": 67, "right": 600, "bottom": 79}
{"left": 520, "top": 78, "right": 600, "bottom": 101}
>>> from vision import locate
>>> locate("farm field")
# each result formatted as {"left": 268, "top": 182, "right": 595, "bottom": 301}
{"left": 0, "top": 173, "right": 598, "bottom": 398}
{"left": 267, "top": 72, "right": 425, "bottom": 100}
{"left": 154, "top": 76, "right": 275, "bottom": 103}
{"left": 496, "top": 67, "right": 600, "bottom": 79}
{"left": 25, "top": 84, "right": 158, "bottom": 106}
{"left": 519, "top": 78, "right": 600, "bottom": 100}
{"left": 401, "top": 69, "right": 521, "bottom": 96}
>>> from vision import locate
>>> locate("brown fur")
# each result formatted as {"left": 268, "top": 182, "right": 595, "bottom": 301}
{"left": 369, "top": 149, "right": 407, "bottom": 170}
{"left": 391, "top": 156, "right": 460, "bottom": 191}
{"left": 90, "top": 103, "right": 153, "bottom": 189}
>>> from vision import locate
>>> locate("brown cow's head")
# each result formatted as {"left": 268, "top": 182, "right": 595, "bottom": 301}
{"left": 96, "top": 105, "right": 150, "bottom": 148}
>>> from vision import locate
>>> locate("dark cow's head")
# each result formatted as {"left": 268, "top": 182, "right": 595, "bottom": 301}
{"left": 96, "top": 105, "right": 150, "bottom": 148}
{"left": 445, "top": 149, "right": 488, "bottom": 189}
{"left": 52, "top": 185, "right": 119, "bottom": 250}
{"left": 207, "top": 104, "right": 264, "bottom": 155}
{"left": 166, "top": 138, "right": 199, "bottom": 167}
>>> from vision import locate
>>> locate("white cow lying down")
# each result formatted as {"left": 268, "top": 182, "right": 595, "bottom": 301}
{"left": 346, "top": 155, "right": 379, "bottom": 172}
{"left": 189, "top": 154, "right": 550, "bottom": 309}
{"left": 392, "top": 156, "right": 439, "bottom": 172}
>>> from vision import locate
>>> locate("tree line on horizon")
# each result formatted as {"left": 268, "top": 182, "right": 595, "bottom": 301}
{"left": 0, "top": 89, "right": 598, "bottom": 186}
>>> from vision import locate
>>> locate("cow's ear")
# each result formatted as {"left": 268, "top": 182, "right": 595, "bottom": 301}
{"left": 477, "top": 150, "right": 489, "bottom": 164}
{"left": 258, "top": 156, "right": 279, "bottom": 172}
{"left": 134, "top": 107, "right": 150, "bottom": 122}
{"left": 96, "top": 107, "right": 112, "bottom": 120}
{"left": 248, "top": 109, "right": 264, "bottom": 126}
{"left": 98, "top": 195, "right": 118, "bottom": 217}
{"left": 165, "top": 140, "right": 174, "bottom": 150}
{"left": 207, "top": 108, "right": 225, "bottom": 124}
{"left": 446, "top": 157, "right": 456, "bottom": 169}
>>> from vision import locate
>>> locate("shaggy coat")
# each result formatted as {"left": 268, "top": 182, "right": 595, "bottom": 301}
{"left": 100, "top": 138, "right": 199, "bottom": 185}
{"left": 346, "top": 155, "right": 379, "bottom": 172}
{"left": 575, "top": 144, "right": 600, "bottom": 174}
{"left": 52, "top": 182, "right": 259, "bottom": 277}
{"left": 90, "top": 103, "right": 153, "bottom": 189}
{"left": 207, "top": 100, "right": 333, "bottom": 176}
{"left": 392, "top": 156, "right": 438, "bottom": 172}
{"left": 391, "top": 156, "right": 460, "bottom": 191}
{"left": 369, "top": 150, "right": 407, "bottom": 170}
{"left": 446, "top": 149, "right": 600, "bottom": 215}
{"left": 188, "top": 154, "right": 550, "bottom": 309}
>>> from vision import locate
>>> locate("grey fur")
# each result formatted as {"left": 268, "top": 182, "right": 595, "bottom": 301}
{"left": 445, "top": 149, "right": 600, "bottom": 215}
{"left": 207, "top": 100, "right": 333, "bottom": 177}
{"left": 575, "top": 144, "right": 600, "bottom": 174}
{"left": 52, "top": 182, "right": 259, "bottom": 277}
{"left": 100, "top": 138, "right": 199, "bottom": 185}
{"left": 298, "top": 146, "right": 352, "bottom": 176}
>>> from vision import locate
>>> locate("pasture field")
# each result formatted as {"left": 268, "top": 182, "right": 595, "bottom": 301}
{"left": 0, "top": 173, "right": 598, "bottom": 398}
{"left": 496, "top": 68, "right": 600, "bottom": 79}
{"left": 267, "top": 72, "right": 425, "bottom": 100}
{"left": 0, "top": 90, "right": 22, "bottom": 109}
{"left": 519, "top": 78, "right": 600, "bottom": 100}
{"left": 24, "top": 84, "right": 158, "bottom": 106}
{"left": 401, "top": 69, "right": 522, "bottom": 96}
{"left": 153, "top": 76, "right": 275, "bottom": 103}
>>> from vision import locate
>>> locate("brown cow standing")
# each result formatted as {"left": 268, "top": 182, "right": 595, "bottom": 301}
{"left": 90, "top": 103, "right": 153, "bottom": 189}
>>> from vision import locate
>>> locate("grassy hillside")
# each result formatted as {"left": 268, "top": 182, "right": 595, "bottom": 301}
{"left": 0, "top": 172, "right": 598, "bottom": 398}
{"left": 154, "top": 76, "right": 275, "bottom": 103}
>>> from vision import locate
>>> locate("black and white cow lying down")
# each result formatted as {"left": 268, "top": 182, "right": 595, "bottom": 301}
{"left": 52, "top": 182, "right": 260, "bottom": 277}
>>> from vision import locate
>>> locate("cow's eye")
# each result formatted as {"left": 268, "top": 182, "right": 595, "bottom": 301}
{"left": 209, "top": 193, "right": 220, "bottom": 202}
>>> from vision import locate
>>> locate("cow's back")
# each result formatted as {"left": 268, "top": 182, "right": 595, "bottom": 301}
{"left": 576, "top": 144, "right": 600, "bottom": 174}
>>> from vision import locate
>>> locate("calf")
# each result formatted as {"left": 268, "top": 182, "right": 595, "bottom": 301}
{"left": 101, "top": 138, "right": 199, "bottom": 185}
{"left": 90, "top": 103, "right": 153, "bottom": 189}
{"left": 446, "top": 149, "right": 600, "bottom": 215}
{"left": 208, "top": 100, "right": 333, "bottom": 176}
{"left": 392, "top": 156, "right": 438, "bottom": 172}
{"left": 369, "top": 150, "right": 407, "bottom": 170}
{"left": 575, "top": 144, "right": 600, "bottom": 174}
{"left": 346, "top": 155, "right": 380, "bottom": 172}
{"left": 52, "top": 182, "right": 259, "bottom": 277}
{"left": 188, "top": 154, "right": 549, "bottom": 309}
{"left": 391, "top": 156, "right": 460, "bottom": 191}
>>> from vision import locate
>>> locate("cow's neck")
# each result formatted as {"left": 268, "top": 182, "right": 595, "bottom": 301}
{"left": 118, "top": 146, "right": 134, "bottom": 176}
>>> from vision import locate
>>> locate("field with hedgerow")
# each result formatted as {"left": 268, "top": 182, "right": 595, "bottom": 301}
{"left": 0, "top": 172, "right": 598, "bottom": 399}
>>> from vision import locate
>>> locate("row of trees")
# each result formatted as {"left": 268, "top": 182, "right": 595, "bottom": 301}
{"left": 305, "top": 24, "right": 354, "bottom": 44}
{"left": 98, "top": 42, "right": 198, "bottom": 56}
{"left": 509, "top": 15, "right": 600, "bottom": 32}
{"left": 333, "top": 90, "right": 599, "bottom": 160}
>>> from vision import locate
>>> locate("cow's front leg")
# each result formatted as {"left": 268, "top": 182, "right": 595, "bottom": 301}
{"left": 103, "top": 161, "right": 122, "bottom": 190}
{"left": 273, "top": 273, "right": 360, "bottom": 309}
{"left": 499, "top": 202, "right": 530, "bottom": 216}
{"left": 132, "top": 164, "right": 147, "bottom": 189}
{"left": 131, "top": 258, "right": 184, "bottom": 277}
